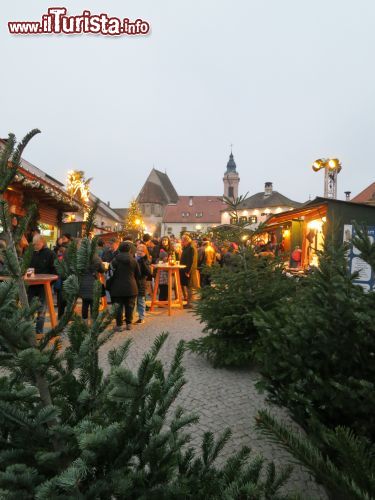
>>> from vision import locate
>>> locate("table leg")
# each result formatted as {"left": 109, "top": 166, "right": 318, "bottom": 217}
{"left": 44, "top": 283, "right": 57, "bottom": 328}
{"left": 168, "top": 269, "right": 173, "bottom": 316}
{"left": 150, "top": 269, "right": 160, "bottom": 312}
{"left": 175, "top": 270, "right": 184, "bottom": 310}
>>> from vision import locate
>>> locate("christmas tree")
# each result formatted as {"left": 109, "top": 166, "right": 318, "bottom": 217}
{"left": 0, "top": 131, "right": 297, "bottom": 498}
{"left": 252, "top": 230, "right": 375, "bottom": 498}
{"left": 124, "top": 199, "right": 145, "bottom": 237}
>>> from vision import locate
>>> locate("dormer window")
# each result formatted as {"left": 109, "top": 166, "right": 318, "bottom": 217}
{"left": 195, "top": 212, "right": 203, "bottom": 218}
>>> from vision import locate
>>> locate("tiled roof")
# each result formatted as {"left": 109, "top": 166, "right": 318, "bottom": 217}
{"left": 351, "top": 182, "right": 375, "bottom": 204}
{"left": 90, "top": 194, "right": 122, "bottom": 222}
{"left": 138, "top": 182, "right": 168, "bottom": 204}
{"left": 237, "top": 191, "right": 302, "bottom": 210}
{"left": 163, "top": 196, "right": 225, "bottom": 223}
{"left": 137, "top": 169, "right": 178, "bottom": 204}
{"left": 113, "top": 208, "right": 128, "bottom": 219}
{"left": 154, "top": 170, "right": 179, "bottom": 203}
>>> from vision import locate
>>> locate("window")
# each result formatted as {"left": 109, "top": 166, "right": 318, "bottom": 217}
{"left": 151, "top": 204, "right": 155, "bottom": 215}
{"left": 167, "top": 227, "right": 172, "bottom": 234}
{"left": 228, "top": 186, "right": 234, "bottom": 198}
{"left": 181, "top": 226, "right": 187, "bottom": 232}
{"left": 195, "top": 212, "right": 203, "bottom": 217}
{"left": 239, "top": 216, "right": 247, "bottom": 224}
{"left": 249, "top": 216, "right": 258, "bottom": 224}
{"left": 230, "top": 217, "right": 238, "bottom": 224}
{"left": 181, "top": 212, "right": 185, "bottom": 217}
{"left": 186, "top": 212, "right": 190, "bottom": 216}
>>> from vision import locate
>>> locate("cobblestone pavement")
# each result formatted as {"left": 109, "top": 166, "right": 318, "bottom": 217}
{"left": 98, "top": 307, "right": 327, "bottom": 499}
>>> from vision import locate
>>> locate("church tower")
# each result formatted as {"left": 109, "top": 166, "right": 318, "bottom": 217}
{"left": 223, "top": 149, "right": 240, "bottom": 199}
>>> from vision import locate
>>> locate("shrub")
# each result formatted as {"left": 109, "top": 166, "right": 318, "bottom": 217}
{"left": 253, "top": 237, "right": 375, "bottom": 441}
{"left": 188, "top": 251, "right": 297, "bottom": 367}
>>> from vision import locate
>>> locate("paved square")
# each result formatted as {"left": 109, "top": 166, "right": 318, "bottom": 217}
{"left": 98, "top": 308, "right": 327, "bottom": 498}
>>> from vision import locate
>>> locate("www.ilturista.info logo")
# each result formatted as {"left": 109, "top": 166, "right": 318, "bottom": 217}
{"left": 8, "top": 7, "right": 150, "bottom": 36}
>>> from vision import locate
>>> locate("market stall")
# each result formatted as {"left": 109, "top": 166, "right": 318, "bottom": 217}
{"left": 263, "top": 197, "right": 375, "bottom": 270}
{"left": 1, "top": 157, "right": 80, "bottom": 248}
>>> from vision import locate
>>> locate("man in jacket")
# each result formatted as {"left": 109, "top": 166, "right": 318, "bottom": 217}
{"left": 180, "top": 234, "right": 198, "bottom": 308}
{"left": 28, "top": 234, "right": 56, "bottom": 334}
{"left": 102, "top": 237, "right": 119, "bottom": 263}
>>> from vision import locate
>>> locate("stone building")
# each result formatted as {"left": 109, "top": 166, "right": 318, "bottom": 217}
{"left": 221, "top": 182, "right": 302, "bottom": 228}
{"left": 137, "top": 168, "right": 178, "bottom": 236}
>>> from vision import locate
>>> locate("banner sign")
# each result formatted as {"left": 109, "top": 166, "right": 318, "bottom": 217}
{"left": 344, "top": 224, "right": 375, "bottom": 292}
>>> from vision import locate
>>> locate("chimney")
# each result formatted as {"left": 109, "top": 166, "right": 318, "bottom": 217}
{"left": 344, "top": 191, "right": 351, "bottom": 201}
{"left": 107, "top": 201, "right": 110, "bottom": 207}
{"left": 189, "top": 197, "right": 193, "bottom": 206}
{"left": 264, "top": 182, "right": 273, "bottom": 196}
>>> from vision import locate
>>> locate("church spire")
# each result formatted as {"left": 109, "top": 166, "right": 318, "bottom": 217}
{"left": 223, "top": 146, "right": 240, "bottom": 199}
{"left": 226, "top": 147, "right": 237, "bottom": 173}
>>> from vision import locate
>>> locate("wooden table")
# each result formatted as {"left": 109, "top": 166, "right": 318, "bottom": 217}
{"left": 150, "top": 264, "right": 185, "bottom": 316}
{"left": 0, "top": 274, "right": 58, "bottom": 327}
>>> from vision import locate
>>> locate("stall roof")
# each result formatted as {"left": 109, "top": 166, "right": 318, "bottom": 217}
{"left": 264, "top": 197, "right": 375, "bottom": 227}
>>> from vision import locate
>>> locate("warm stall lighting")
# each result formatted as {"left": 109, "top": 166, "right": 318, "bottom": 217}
{"left": 282, "top": 229, "right": 290, "bottom": 237}
{"left": 307, "top": 220, "right": 323, "bottom": 231}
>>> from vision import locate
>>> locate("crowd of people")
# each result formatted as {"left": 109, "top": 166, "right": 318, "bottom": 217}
{"left": 1, "top": 224, "right": 237, "bottom": 335}
{"left": 1, "top": 215, "right": 295, "bottom": 336}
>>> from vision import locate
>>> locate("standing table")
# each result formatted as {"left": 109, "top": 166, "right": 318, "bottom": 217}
{"left": 150, "top": 264, "right": 186, "bottom": 316}
{"left": 0, "top": 274, "right": 58, "bottom": 328}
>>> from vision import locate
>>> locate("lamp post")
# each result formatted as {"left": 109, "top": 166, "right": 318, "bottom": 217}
{"left": 312, "top": 158, "right": 342, "bottom": 199}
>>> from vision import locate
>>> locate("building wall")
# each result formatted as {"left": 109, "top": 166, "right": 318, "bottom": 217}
{"left": 223, "top": 172, "right": 239, "bottom": 199}
{"left": 140, "top": 202, "right": 164, "bottom": 217}
{"left": 221, "top": 205, "right": 293, "bottom": 227}
{"left": 65, "top": 207, "right": 122, "bottom": 232}
{"left": 161, "top": 222, "right": 219, "bottom": 237}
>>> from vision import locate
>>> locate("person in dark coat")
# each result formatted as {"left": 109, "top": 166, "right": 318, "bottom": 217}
{"left": 28, "top": 234, "right": 56, "bottom": 334}
{"left": 180, "top": 234, "right": 198, "bottom": 308}
{"left": 135, "top": 243, "right": 152, "bottom": 324}
{"left": 110, "top": 242, "right": 140, "bottom": 331}
{"left": 79, "top": 254, "right": 105, "bottom": 321}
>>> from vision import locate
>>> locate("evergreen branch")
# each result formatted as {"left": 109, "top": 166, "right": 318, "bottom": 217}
{"left": 11, "top": 129, "right": 41, "bottom": 168}
{"left": 256, "top": 410, "right": 371, "bottom": 500}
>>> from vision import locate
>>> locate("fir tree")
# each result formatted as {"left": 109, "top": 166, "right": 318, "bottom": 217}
{"left": 188, "top": 249, "right": 296, "bottom": 367}
{"left": 124, "top": 199, "right": 144, "bottom": 237}
{"left": 253, "top": 232, "right": 375, "bottom": 440}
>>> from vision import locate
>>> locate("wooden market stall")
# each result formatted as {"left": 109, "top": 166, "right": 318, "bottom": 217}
{"left": 1, "top": 144, "right": 80, "bottom": 247}
{"left": 262, "top": 197, "right": 375, "bottom": 269}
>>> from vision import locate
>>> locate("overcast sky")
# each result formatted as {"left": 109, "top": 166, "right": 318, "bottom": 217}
{"left": 2, "top": 1, "right": 375, "bottom": 207}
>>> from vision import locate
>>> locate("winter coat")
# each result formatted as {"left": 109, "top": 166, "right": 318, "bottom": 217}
{"left": 110, "top": 252, "right": 140, "bottom": 298}
{"left": 30, "top": 247, "right": 56, "bottom": 275}
{"left": 180, "top": 242, "right": 199, "bottom": 288}
{"left": 79, "top": 255, "right": 105, "bottom": 300}
{"left": 136, "top": 255, "right": 152, "bottom": 296}
{"left": 198, "top": 243, "right": 216, "bottom": 269}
